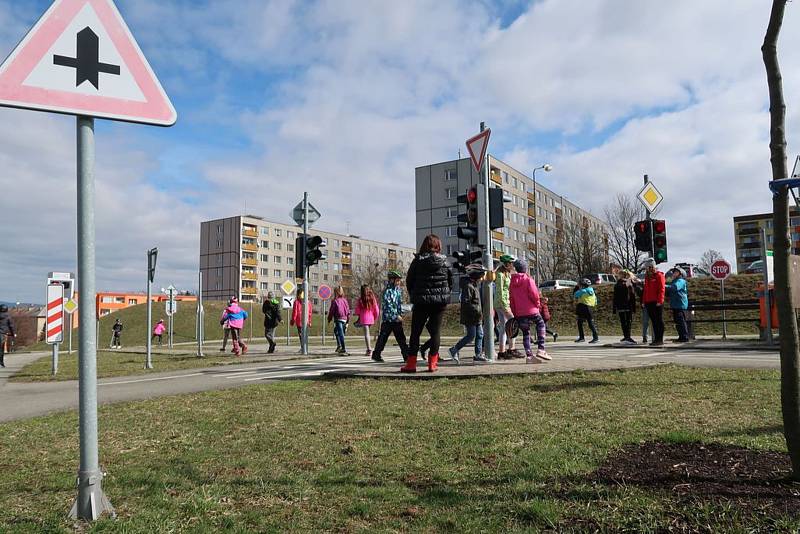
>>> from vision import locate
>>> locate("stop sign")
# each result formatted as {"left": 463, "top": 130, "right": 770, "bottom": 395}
{"left": 710, "top": 259, "right": 732, "bottom": 281}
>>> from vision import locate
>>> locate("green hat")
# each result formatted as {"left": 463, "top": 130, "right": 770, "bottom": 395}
{"left": 388, "top": 270, "right": 402, "bottom": 279}
{"left": 499, "top": 254, "right": 515, "bottom": 264}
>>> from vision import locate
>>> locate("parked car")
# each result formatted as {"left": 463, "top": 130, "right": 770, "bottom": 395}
{"left": 581, "top": 273, "right": 617, "bottom": 285}
{"left": 744, "top": 260, "right": 764, "bottom": 274}
{"left": 539, "top": 279, "right": 578, "bottom": 292}
{"left": 673, "top": 262, "right": 710, "bottom": 278}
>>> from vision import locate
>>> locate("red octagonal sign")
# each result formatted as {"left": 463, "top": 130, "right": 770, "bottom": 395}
{"left": 710, "top": 259, "right": 732, "bottom": 281}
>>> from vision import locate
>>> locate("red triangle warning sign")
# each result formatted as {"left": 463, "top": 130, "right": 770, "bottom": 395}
{"left": 466, "top": 129, "right": 491, "bottom": 173}
{"left": 0, "top": 0, "right": 176, "bottom": 126}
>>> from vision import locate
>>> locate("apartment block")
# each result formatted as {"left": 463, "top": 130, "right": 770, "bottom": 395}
{"left": 199, "top": 216, "right": 415, "bottom": 308}
{"left": 733, "top": 208, "right": 800, "bottom": 273}
{"left": 415, "top": 156, "right": 608, "bottom": 283}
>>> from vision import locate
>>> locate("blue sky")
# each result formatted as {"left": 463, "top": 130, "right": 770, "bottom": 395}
{"left": 1, "top": 0, "right": 799, "bottom": 302}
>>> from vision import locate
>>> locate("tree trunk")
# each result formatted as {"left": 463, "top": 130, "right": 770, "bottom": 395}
{"left": 762, "top": 0, "right": 800, "bottom": 480}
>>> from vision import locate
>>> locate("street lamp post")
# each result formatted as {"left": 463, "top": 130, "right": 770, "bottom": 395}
{"left": 532, "top": 164, "right": 552, "bottom": 281}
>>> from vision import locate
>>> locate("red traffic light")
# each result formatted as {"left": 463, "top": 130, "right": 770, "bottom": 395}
{"left": 653, "top": 220, "right": 666, "bottom": 233}
{"left": 467, "top": 187, "right": 478, "bottom": 204}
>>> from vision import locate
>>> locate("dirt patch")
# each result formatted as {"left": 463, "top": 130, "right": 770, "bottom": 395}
{"left": 593, "top": 441, "right": 800, "bottom": 515}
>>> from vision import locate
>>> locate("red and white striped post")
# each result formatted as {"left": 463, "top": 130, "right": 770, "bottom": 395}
{"left": 46, "top": 283, "right": 64, "bottom": 374}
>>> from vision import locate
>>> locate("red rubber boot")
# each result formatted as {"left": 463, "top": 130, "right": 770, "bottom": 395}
{"left": 428, "top": 353, "right": 439, "bottom": 372}
{"left": 400, "top": 355, "right": 417, "bottom": 373}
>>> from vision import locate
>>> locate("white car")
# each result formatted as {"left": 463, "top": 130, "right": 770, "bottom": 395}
{"left": 539, "top": 280, "right": 578, "bottom": 292}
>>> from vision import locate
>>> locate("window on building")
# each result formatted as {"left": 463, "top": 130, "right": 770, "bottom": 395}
{"left": 446, "top": 244, "right": 455, "bottom": 255}
{"left": 287, "top": 244, "right": 294, "bottom": 252}
{"left": 260, "top": 240, "right": 269, "bottom": 248}
{"left": 287, "top": 271, "right": 294, "bottom": 278}
{"left": 446, "top": 207, "right": 458, "bottom": 219}
{"left": 312, "top": 273, "right": 319, "bottom": 281}
{"left": 260, "top": 282, "right": 269, "bottom": 290}
{"left": 273, "top": 269, "right": 281, "bottom": 277}
{"left": 445, "top": 168, "right": 458, "bottom": 181}
{"left": 261, "top": 268, "right": 269, "bottom": 276}
{"left": 287, "top": 257, "right": 294, "bottom": 265}
{"left": 217, "top": 256, "right": 223, "bottom": 266}
{"left": 446, "top": 226, "right": 457, "bottom": 237}
{"left": 538, "top": 207, "right": 543, "bottom": 216}
{"left": 273, "top": 283, "right": 281, "bottom": 291}
{"left": 274, "top": 228, "right": 282, "bottom": 237}
{"left": 512, "top": 212, "right": 518, "bottom": 224}
{"left": 504, "top": 208, "right": 510, "bottom": 220}
{"left": 261, "top": 227, "right": 269, "bottom": 235}
{"left": 323, "top": 274, "right": 329, "bottom": 281}
{"left": 274, "top": 256, "right": 282, "bottom": 263}
{"left": 334, "top": 264, "right": 340, "bottom": 271}
{"left": 537, "top": 223, "right": 543, "bottom": 232}
{"left": 216, "top": 239, "right": 222, "bottom": 248}
{"left": 334, "top": 251, "right": 340, "bottom": 259}
{"left": 217, "top": 268, "right": 223, "bottom": 277}
{"left": 217, "top": 224, "right": 223, "bottom": 234}
{"left": 512, "top": 177, "right": 518, "bottom": 189}
{"left": 445, "top": 187, "right": 456, "bottom": 199}
{"left": 287, "top": 231, "right": 294, "bottom": 238}
{"left": 260, "top": 254, "right": 269, "bottom": 262}
{"left": 274, "top": 242, "right": 282, "bottom": 250}
{"left": 334, "top": 239, "right": 340, "bottom": 247}
{"left": 334, "top": 275, "right": 340, "bottom": 282}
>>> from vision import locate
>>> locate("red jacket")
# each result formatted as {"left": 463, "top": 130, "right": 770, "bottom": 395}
{"left": 291, "top": 299, "right": 312, "bottom": 326}
{"left": 642, "top": 271, "right": 665, "bottom": 305}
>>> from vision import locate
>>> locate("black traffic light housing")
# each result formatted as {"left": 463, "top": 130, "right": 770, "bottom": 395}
{"left": 451, "top": 249, "right": 482, "bottom": 273}
{"left": 148, "top": 247, "right": 158, "bottom": 283}
{"left": 456, "top": 186, "right": 486, "bottom": 247}
{"left": 633, "top": 220, "right": 653, "bottom": 254}
{"left": 296, "top": 234, "right": 327, "bottom": 279}
{"left": 652, "top": 220, "right": 667, "bottom": 264}
{"left": 306, "top": 235, "right": 326, "bottom": 267}
{"left": 488, "top": 187, "right": 511, "bottom": 230}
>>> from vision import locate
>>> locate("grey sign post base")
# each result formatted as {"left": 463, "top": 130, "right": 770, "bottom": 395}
{"left": 68, "top": 116, "right": 114, "bottom": 521}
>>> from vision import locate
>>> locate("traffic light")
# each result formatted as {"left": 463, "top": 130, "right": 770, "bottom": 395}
{"left": 652, "top": 219, "right": 667, "bottom": 264}
{"left": 488, "top": 187, "right": 511, "bottom": 230}
{"left": 451, "top": 249, "right": 482, "bottom": 273}
{"left": 305, "top": 235, "right": 326, "bottom": 267}
{"left": 633, "top": 220, "right": 653, "bottom": 254}
{"left": 295, "top": 234, "right": 327, "bottom": 278}
{"left": 457, "top": 185, "right": 486, "bottom": 247}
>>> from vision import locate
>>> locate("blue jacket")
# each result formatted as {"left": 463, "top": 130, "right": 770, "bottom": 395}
{"left": 666, "top": 278, "right": 688, "bottom": 310}
{"left": 382, "top": 284, "right": 404, "bottom": 322}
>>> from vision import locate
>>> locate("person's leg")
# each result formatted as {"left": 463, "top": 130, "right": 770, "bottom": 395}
{"left": 587, "top": 311, "right": 599, "bottom": 341}
{"left": 407, "top": 305, "right": 430, "bottom": 358}
{"left": 373, "top": 322, "right": 390, "bottom": 358}
{"left": 641, "top": 308, "right": 650, "bottom": 342}
{"left": 231, "top": 328, "right": 241, "bottom": 354}
{"left": 391, "top": 322, "right": 409, "bottom": 357}
{"left": 474, "top": 324, "right": 484, "bottom": 357}
{"left": 534, "top": 314, "right": 546, "bottom": 349}
{"left": 426, "top": 304, "right": 446, "bottom": 357}
{"left": 518, "top": 317, "right": 533, "bottom": 355}
{"left": 451, "top": 325, "right": 476, "bottom": 354}
{"left": 363, "top": 325, "right": 372, "bottom": 353}
{"left": 0, "top": 334, "right": 5, "bottom": 367}
{"left": 338, "top": 320, "right": 348, "bottom": 351}
{"left": 675, "top": 309, "right": 689, "bottom": 341}
{"left": 622, "top": 311, "right": 633, "bottom": 341}
{"left": 576, "top": 317, "right": 585, "bottom": 341}
{"left": 653, "top": 305, "right": 665, "bottom": 343}
{"left": 496, "top": 309, "right": 509, "bottom": 353}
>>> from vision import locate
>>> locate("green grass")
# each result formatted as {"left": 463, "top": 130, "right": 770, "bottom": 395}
{"left": 0, "top": 366, "right": 794, "bottom": 532}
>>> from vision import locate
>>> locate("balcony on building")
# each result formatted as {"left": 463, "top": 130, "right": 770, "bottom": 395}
{"left": 242, "top": 256, "right": 257, "bottom": 267}
{"left": 492, "top": 230, "right": 504, "bottom": 241}
{"left": 241, "top": 286, "right": 258, "bottom": 296}
{"left": 242, "top": 225, "right": 258, "bottom": 238}
{"left": 342, "top": 241, "right": 352, "bottom": 253}
{"left": 737, "top": 227, "right": 761, "bottom": 236}
{"left": 341, "top": 253, "right": 352, "bottom": 265}
{"left": 388, "top": 249, "right": 397, "bottom": 260}
{"left": 527, "top": 242, "right": 536, "bottom": 251}
{"left": 528, "top": 206, "right": 536, "bottom": 217}
{"left": 242, "top": 271, "right": 257, "bottom": 281}
{"left": 242, "top": 239, "right": 258, "bottom": 252}
{"left": 490, "top": 171, "right": 502, "bottom": 185}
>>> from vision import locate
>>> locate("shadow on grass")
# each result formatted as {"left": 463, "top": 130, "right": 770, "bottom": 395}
{"left": 714, "top": 424, "right": 784, "bottom": 439}
{"left": 529, "top": 379, "right": 612, "bottom": 393}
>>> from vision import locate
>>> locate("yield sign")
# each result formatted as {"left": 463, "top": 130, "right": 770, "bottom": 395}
{"left": 466, "top": 128, "right": 491, "bottom": 173}
{"left": 0, "top": 0, "right": 176, "bottom": 126}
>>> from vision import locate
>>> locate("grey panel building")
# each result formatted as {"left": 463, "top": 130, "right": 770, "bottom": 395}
{"left": 415, "top": 156, "right": 608, "bottom": 282}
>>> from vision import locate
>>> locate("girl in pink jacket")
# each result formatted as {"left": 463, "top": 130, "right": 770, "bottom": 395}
{"left": 354, "top": 285, "right": 380, "bottom": 357}
{"left": 152, "top": 319, "right": 166, "bottom": 346}
{"left": 508, "top": 259, "right": 550, "bottom": 363}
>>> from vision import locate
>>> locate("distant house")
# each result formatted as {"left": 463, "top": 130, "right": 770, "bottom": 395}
{"left": 8, "top": 305, "right": 46, "bottom": 348}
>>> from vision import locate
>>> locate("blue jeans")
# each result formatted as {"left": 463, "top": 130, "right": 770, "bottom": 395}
{"left": 451, "top": 324, "right": 484, "bottom": 356}
{"left": 334, "top": 320, "right": 347, "bottom": 350}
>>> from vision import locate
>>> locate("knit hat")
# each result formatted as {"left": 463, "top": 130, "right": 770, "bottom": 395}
{"left": 513, "top": 258, "right": 528, "bottom": 273}
{"left": 643, "top": 258, "right": 656, "bottom": 268}
{"left": 672, "top": 266, "right": 686, "bottom": 278}
{"left": 466, "top": 263, "right": 487, "bottom": 278}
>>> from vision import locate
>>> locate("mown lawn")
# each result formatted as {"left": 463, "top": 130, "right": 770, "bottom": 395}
{"left": 0, "top": 366, "right": 795, "bottom": 532}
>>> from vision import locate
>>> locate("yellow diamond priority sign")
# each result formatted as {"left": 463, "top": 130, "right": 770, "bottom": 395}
{"left": 64, "top": 298, "right": 78, "bottom": 314}
{"left": 637, "top": 181, "right": 664, "bottom": 213}
{"left": 281, "top": 279, "right": 297, "bottom": 296}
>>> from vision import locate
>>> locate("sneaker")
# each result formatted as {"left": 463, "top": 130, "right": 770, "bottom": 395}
{"left": 575, "top": 338, "right": 586, "bottom": 343}
{"left": 371, "top": 354, "right": 384, "bottom": 362}
{"left": 473, "top": 354, "right": 488, "bottom": 362}
{"left": 509, "top": 349, "right": 525, "bottom": 359}
{"left": 588, "top": 338, "right": 600, "bottom": 344}
{"left": 642, "top": 337, "right": 648, "bottom": 344}
{"left": 340, "top": 351, "right": 350, "bottom": 356}
{"left": 448, "top": 347, "right": 460, "bottom": 364}
{"left": 623, "top": 339, "right": 637, "bottom": 345}
{"left": 535, "top": 349, "right": 551, "bottom": 360}
{"left": 552, "top": 333, "right": 558, "bottom": 343}
{"left": 673, "top": 338, "right": 690, "bottom": 343}
{"left": 497, "top": 351, "right": 512, "bottom": 360}
{"left": 649, "top": 341, "right": 664, "bottom": 347}
{"left": 619, "top": 337, "right": 627, "bottom": 342}
{"left": 219, "top": 348, "right": 226, "bottom": 352}
{"left": 365, "top": 350, "right": 372, "bottom": 357}
{"left": 526, "top": 355, "right": 543, "bottom": 364}
{"left": 241, "top": 346, "right": 249, "bottom": 355}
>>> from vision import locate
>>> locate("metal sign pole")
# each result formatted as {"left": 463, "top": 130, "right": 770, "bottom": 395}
{"left": 69, "top": 116, "right": 113, "bottom": 520}
{"left": 481, "top": 123, "right": 495, "bottom": 362}
{"left": 287, "top": 308, "right": 290, "bottom": 346}
{"left": 52, "top": 343, "right": 59, "bottom": 375}
{"left": 197, "top": 270, "right": 204, "bottom": 357}
{"left": 721, "top": 279, "right": 727, "bottom": 340}
{"left": 302, "top": 192, "right": 310, "bottom": 355}
{"left": 322, "top": 300, "right": 326, "bottom": 346}
{"left": 146, "top": 253, "right": 153, "bottom": 369}
{"left": 760, "top": 227, "right": 774, "bottom": 344}
{"left": 68, "top": 314, "right": 73, "bottom": 354}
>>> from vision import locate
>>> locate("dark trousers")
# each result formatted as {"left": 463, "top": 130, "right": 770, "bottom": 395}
{"left": 265, "top": 327, "right": 276, "bottom": 350}
{"left": 673, "top": 309, "right": 689, "bottom": 341}
{"left": 373, "top": 321, "right": 408, "bottom": 358}
{"left": 409, "top": 303, "right": 447, "bottom": 357}
{"left": 0, "top": 333, "right": 5, "bottom": 364}
{"left": 617, "top": 311, "right": 632, "bottom": 340}
{"left": 645, "top": 303, "right": 665, "bottom": 343}
{"left": 112, "top": 332, "right": 121, "bottom": 346}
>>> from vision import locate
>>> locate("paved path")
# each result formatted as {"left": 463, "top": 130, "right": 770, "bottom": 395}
{"left": 0, "top": 339, "right": 780, "bottom": 422}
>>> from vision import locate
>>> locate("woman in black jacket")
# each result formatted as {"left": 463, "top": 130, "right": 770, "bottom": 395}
{"left": 401, "top": 234, "right": 453, "bottom": 373}
{"left": 612, "top": 270, "right": 638, "bottom": 344}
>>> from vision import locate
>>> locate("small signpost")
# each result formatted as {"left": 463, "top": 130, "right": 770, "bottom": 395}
{"left": 318, "top": 285, "right": 332, "bottom": 345}
{"left": 281, "top": 279, "right": 296, "bottom": 296}
{"left": 710, "top": 259, "right": 732, "bottom": 340}
{"left": 162, "top": 285, "right": 177, "bottom": 348}
{"left": 47, "top": 283, "right": 65, "bottom": 376}
{"left": 0, "top": 0, "right": 177, "bottom": 519}
{"left": 637, "top": 181, "right": 664, "bottom": 214}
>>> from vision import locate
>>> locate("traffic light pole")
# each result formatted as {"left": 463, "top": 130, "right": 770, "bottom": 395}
{"left": 644, "top": 174, "right": 654, "bottom": 255}
{"left": 302, "top": 192, "right": 310, "bottom": 356}
{"left": 481, "top": 123, "right": 495, "bottom": 362}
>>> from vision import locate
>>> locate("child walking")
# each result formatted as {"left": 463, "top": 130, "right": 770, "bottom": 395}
{"left": 509, "top": 259, "right": 549, "bottom": 363}
{"left": 540, "top": 296, "right": 558, "bottom": 342}
{"left": 447, "top": 263, "right": 487, "bottom": 364}
{"left": 372, "top": 270, "right": 409, "bottom": 363}
{"left": 221, "top": 297, "right": 249, "bottom": 356}
{"left": 327, "top": 286, "right": 351, "bottom": 355}
{"left": 152, "top": 319, "right": 166, "bottom": 346}
{"left": 354, "top": 285, "right": 380, "bottom": 358}
{"left": 574, "top": 279, "right": 600, "bottom": 343}
{"left": 291, "top": 291, "right": 313, "bottom": 353}
{"left": 111, "top": 319, "right": 123, "bottom": 349}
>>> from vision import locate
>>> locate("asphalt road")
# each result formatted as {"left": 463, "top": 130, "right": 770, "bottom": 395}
{"left": 0, "top": 339, "right": 780, "bottom": 423}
